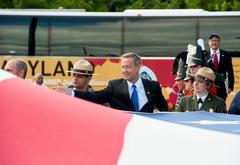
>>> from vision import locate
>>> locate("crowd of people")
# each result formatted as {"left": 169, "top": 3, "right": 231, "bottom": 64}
{"left": 3, "top": 33, "right": 240, "bottom": 115}
{"left": 54, "top": 53, "right": 168, "bottom": 113}
{"left": 174, "top": 33, "right": 238, "bottom": 114}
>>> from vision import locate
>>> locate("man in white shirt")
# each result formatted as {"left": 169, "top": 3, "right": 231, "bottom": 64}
{"left": 55, "top": 53, "right": 168, "bottom": 113}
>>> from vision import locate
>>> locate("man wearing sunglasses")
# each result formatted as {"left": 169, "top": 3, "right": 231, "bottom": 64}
{"left": 175, "top": 67, "right": 226, "bottom": 113}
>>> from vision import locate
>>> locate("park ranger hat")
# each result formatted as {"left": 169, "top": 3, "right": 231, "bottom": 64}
{"left": 195, "top": 67, "right": 215, "bottom": 84}
{"left": 67, "top": 59, "right": 94, "bottom": 75}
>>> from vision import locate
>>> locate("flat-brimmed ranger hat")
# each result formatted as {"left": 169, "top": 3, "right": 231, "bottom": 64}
{"left": 67, "top": 59, "right": 94, "bottom": 75}
{"left": 195, "top": 67, "right": 215, "bottom": 84}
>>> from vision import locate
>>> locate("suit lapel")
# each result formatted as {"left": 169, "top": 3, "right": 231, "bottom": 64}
{"left": 141, "top": 78, "right": 151, "bottom": 101}
{"left": 201, "top": 93, "right": 212, "bottom": 111}
{"left": 192, "top": 95, "right": 199, "bottom": 111}
{"left": 206, "top": 50, "right": 211, "bottom": 62}
{"left": 208, "top": 49, "right": 224, "bottom": 72}
{"left": 218, "top": 49, "right": 225, "bottom": 72}
{"left": 206, "top": 51, "right": 216, "bottom": 71}
{"left": 121, "top": 79, "right": 133, "bottom": 106}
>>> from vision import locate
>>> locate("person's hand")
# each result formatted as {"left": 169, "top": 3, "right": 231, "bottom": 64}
{"left": 52, "top": 83, "right": 72, "bottom": 95}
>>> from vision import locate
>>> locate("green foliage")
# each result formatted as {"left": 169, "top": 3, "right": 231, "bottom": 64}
{"left": 50, "top": 0, "right": 108, "bottom": 11}
{"left": 0, "top": 0, "right": 240, "bottom": 11}
{"left": 13, "top": 0, "right": 49, "bottom": 8}
{"left": 0, "top": 0, "right": 14, "bottom": 8}
{"left": 232, "top": 1, "right": 240, "bottom": 10}
{"left": 105, "top": 0, "right": 130, "bottom": 12}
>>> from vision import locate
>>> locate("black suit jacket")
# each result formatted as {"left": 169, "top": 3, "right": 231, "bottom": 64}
{"left": 74, "top": 78, "right": 168, "bottom": 113}
{"left": 206, "top": 49, "right": 234, "bottom": 100}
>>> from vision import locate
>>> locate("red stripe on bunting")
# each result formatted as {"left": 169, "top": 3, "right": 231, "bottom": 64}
{"left": 0, "top": 77, "right": 132, "bottom": 165}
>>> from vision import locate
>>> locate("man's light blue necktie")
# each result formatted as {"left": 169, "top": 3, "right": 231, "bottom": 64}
{"left": 131, "top": 84, "right": 139, "bottom": 112}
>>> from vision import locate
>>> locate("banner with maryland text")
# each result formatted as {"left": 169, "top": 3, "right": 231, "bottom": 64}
{"left": 1, "top": 56, "right": 240, "bottom": 107}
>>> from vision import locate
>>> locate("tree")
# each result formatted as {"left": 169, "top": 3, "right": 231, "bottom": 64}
{"left": 0, "top": 0, "right": 14, "bottom": 8}
{"left": 13, "top": 0, "right": 49, "bottom": 8}
{"left": 50, "top": 0, "right": 108, "bottom": 11}
{"left": 0, "top": 0, "right": 240, "bottom": 11}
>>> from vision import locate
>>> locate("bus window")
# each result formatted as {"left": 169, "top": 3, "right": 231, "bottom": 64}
{"left": 50, "top": 17, "right": 123, "bottom": 57}
{"left": 124, "top": 17, "right": 197, "bottom": 57}
{"left": 0, "top": 16, "right": 30, "bottom": 55}
{"left": 199, "top": 17, "right": 240, "bottom": 52}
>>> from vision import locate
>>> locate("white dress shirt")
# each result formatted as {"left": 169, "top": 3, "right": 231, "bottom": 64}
{"left": 196, "top": 92, "right": 209, "bottom": 110}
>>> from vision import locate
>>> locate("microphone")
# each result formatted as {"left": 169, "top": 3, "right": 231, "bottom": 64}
{"left": 207, "top": 54, "right": 214, "bottom": 63}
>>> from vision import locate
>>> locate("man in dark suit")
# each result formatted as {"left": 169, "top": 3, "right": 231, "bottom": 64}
{"left": 206, "top": 34, "right": 234, "bottom": 100}
{"left": 55, "top": 53, "right": 168, "bottom": 113}
{"left": 176, "top": 67, "right": 226, "bottom": 113}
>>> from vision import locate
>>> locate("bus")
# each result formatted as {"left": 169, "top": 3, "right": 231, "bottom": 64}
{"left": 0, "top": 9, "right": 240, "bottom": 107}
{"left": 1, "top": 9, "right": 240, "bottom": 57}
